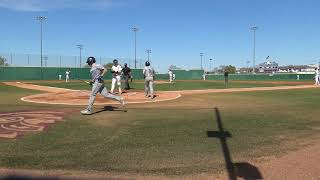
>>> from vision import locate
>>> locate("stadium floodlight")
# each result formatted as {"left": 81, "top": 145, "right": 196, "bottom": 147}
{"left": 250, "top": 26, "right": 258, "bottom": 74}
{"left": 246, "top": 60, "right": 251, "bottom": 73}
{"left": 36, "top": 16, "right": 47, "bottom": 67}
{"left": 200, "top": 53, "right": 204, "bottom": 70}
{"left": 76, "top": 44, "right": 83, "bottom": 68}
{"left": 132, "top": 27, "right": 139, "bottom": 69}
{"left": 146, "top": 49, "right": 152, "bottom": 62}
{"left": 210, "top": 58, "right": 213, "bottom": 72}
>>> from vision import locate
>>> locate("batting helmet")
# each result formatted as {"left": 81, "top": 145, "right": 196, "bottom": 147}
{"left": 145, "top": 61, "right": 150, "bottom": 66}
{"left": 113, "top": 59, "right": 118, "bottom": 65}
{"left": 86, "top": 57, "right": 96, "bottom": 65}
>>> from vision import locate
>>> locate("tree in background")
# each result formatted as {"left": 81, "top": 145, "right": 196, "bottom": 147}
{"left": 104, "top": 63, "right": 113, "bottom": 69}
{"left": 216, "top": 65, "right": 226, "bottom": 74}
{"left": 168, "top": 65, "right": 182, "bottom": 70}
{"left": 0, "top": 56, "right": 9, "bottom": 67}
{"left": 224, "top": 65, "right": 236, "bottom": 74}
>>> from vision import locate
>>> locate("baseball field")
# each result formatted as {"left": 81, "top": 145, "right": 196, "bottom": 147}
{"left": 0, "top": 80, "right": 320, "bottom": 179}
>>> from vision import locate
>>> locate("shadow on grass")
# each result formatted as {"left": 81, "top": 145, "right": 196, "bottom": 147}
{"left": 207, "top": 108, "right": 262, "bottom": 180}
{"left": 92, "top": 106, "right": 127, "bottom": 114}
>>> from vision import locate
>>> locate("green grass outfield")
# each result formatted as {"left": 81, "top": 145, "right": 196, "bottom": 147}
{"left": 0, "top": 81, "right": 319, "bottom": 177}
{"left": 27, "top": 79, "right": 311, "bottom": 91}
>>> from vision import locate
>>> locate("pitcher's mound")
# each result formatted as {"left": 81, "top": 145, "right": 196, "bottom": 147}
{"left": 21, "top": 90, "right": 181, "bottom": 105}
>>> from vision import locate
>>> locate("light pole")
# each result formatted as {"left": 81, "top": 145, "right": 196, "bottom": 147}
{"left": 200, "top": 53, "right": 204, "bottom": 70}
{"left": 36, "top": 16, "right": 47, "bottom": 67}
{"left": 209, "top": 58, "right": 213, "bottom": 72}
{"left": 76, "top": 44, "right": 83, "bottom": 68}
{"left": 43, "top": 56, "right": 48, "bottom": 67}
{"left": 146, "top": 49, "right": 151, "bottom": 62}
{"left": 59, "top": 56, "right": 62, "bottom": 68}
{"left": 250, "top": 26, "right": 258, "bottom": 74}
{"left": 246, "top": 60, "right": 251, "bottom": 73}
{"left": 132, "top": 27, "right": 139, "bottom": 69}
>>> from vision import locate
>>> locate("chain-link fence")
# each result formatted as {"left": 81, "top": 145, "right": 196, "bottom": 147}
{"left": 0, "top": 52, "right": 147, "bottom": 69}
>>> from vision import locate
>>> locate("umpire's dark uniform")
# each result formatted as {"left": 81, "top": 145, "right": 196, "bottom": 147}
{"left": 224, "top": 71, "right": 229, "bottom": 84}
{"left": 122, "top": 63, "right": 131, "bottom": 90}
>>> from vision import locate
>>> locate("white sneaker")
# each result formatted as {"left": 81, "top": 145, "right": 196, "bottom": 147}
{"left": 81, "top": 109, "right": 92, "bottom": 115}
{"left": 120, "top": 97, "right": 125, "bottom": 106}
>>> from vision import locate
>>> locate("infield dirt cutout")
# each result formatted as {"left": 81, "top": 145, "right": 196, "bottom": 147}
{"left": 0, "top": 111, "right": 64, "bottom": 139}
{"left": 3, "top": 82, "right": 182, "bottom": 105}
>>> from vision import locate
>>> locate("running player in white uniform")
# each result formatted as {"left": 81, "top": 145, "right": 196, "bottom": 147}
{"left": 110, "top": 59, "right": 122, "bottom": 94}
{"left": 81, "top": 57, "right": 124, "bottom": 115}
{"left": 143, "top": 61, "right": 155, "bottom": 99}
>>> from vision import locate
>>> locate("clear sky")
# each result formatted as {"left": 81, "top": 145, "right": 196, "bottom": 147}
{"left": 0, "top": 0, "right": 320, "bottom": 72}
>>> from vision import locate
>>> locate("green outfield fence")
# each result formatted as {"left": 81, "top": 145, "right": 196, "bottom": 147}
{"left": 205, "top": 73, "right": 315, "bottom": 81}
{"left": 0, "top": 67, "right": 315, "bottom": 81}
{"left": 0, "top": 67, "right": 205, "bottom": 81}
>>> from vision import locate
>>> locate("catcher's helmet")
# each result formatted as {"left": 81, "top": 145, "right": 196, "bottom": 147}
{"left": 86, "top": 57, "right": 96, "bottom": 65}
{"left": 113, "top": 59, "right": 118, "bottom": 65}
{"left": 145, "top": 61, "right": 150, "bottom": 66}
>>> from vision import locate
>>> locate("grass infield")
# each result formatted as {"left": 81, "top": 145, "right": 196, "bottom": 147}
{"left": 0, "top": 81, "right": 319, "bottom": 177}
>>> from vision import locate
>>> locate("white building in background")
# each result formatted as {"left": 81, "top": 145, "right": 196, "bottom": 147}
{"left": 299, "top": 64, "right": 318, "bottom": 74}
{"left": 258, "top": 61, "right": 279, "bottom": 73}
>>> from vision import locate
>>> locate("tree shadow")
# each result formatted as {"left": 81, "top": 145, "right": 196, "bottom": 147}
{"left": 92, "top": 106, "right": 127, "bottom": 114}
{"left": 207, "top": 108, "right": 262, "bottom": 180}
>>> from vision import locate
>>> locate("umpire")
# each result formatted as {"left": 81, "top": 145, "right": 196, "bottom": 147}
{"left": 224, "top": 69, "right": 229, "bottom": 84}
{"left": 123, "top": 63, "right": 131, "bottom": 90}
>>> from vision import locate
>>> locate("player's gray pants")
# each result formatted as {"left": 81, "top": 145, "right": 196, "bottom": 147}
{"left": 145, "top": 76, "right": 154, "bottom": 97}
{"left": 86, "top": 82, "right": 121, "bottom": 111}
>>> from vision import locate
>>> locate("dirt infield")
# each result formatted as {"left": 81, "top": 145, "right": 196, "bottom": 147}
{"left": 3, "top": 82, "right": 318, "bottom": 106}
{"left": 0, "top": 111, "right": 64, "bottom": 139}
{"left": 3, "top": 82, "right": 182, "bottom": 105}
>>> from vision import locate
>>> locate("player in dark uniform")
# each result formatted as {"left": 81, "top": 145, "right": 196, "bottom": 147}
{"left": 122, "top": 63, "right": 131, "bottom": 90}
{"left": 224, "top": 70, "right": 229, "bottom": 84}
